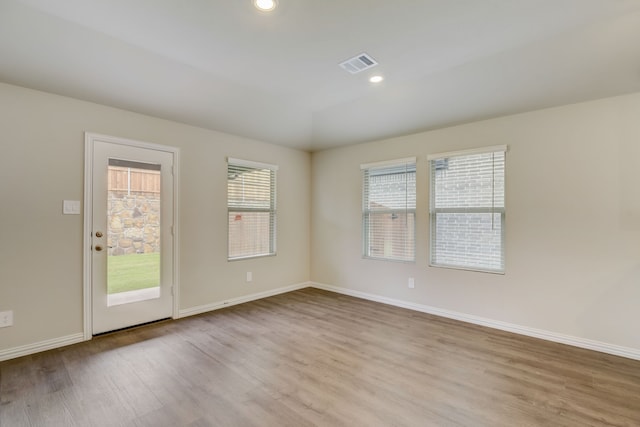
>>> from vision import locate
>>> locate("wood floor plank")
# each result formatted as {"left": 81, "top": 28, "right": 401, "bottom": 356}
{"left": 2, "top": 288, "right": 640, "bottom": 426}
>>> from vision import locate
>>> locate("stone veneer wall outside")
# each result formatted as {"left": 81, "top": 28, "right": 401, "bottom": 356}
{"left": 107, "top": 191, "right": 160, "bottom": 256}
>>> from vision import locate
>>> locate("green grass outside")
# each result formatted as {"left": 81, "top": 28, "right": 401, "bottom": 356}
{"left": 108, "top": 253, "right": 160, "bottom": 294}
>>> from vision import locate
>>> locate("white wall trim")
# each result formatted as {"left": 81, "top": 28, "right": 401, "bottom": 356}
{"left": 360, "top": 157, "right": 417, "bottom": 170}
{"left": 310, "top": 282, "right": 640, "bottom": 361}
{"left": 228, "top": 157, "right": 279, "bottom": 171}
{"left": 0, "top": 333, "right": 85, "bottom": 362}
{"left": 427, "top": 144, "right": 508, "bottom": 160}
{"left": 84, "top": 132, "right": 181, "bottom": 339}
{"left": 178, "top": 282, "right": 310, "bottom": 318}
{"left": 83, "top": 134, "right": 94, "bottom": 340}
{"left": 0, "top": 283, "right": 309, "bottom": 362}
{"left": 6, "top": 283, "right": 637, "bottom": 363}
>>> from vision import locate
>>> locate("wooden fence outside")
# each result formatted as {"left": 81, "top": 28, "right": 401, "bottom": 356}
{"left": 108, "top": 166, "right": 160, "bottom": 194}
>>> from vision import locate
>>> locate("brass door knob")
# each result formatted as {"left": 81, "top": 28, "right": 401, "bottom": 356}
{"left": 95, "top": 231, "right": 103, "bottom": 238}
{"left": 94, "top": 245, "right": 103, "bottom": 252}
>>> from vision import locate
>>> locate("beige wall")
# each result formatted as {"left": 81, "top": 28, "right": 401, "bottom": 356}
{"left": 311, "top": 92, "right": 640, "bottom": 352}
{"left": 0, "top": 82, "right": 310, "bottom": 352}
{"left": 2, "top": 79, "right": 640, "bottom": 358}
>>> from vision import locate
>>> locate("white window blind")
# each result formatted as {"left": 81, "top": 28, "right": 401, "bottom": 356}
{"left": 429, "top": 147, "right": 506, "bottom": 273}
{"left": 362, "top": 158, "right": 416, "bottom": 262}
{"left": 227, "top": 158, "right": 277, "bottom": 260}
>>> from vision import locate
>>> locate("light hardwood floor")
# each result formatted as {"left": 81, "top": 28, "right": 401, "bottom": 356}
{"left": 1, "top": 288, "right": 639, "bottom": 426}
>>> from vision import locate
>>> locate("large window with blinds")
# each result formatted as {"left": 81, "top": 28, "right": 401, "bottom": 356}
{"left": 362, "top": 158, "right": 416, "bottom": 262}
{"left": 429, "top": 146, "right": 506, "bottom": 273}
{"left": 227, "top": 158, "right": 277, "bottom": 260}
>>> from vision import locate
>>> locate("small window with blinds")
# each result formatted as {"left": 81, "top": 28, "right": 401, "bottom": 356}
{"left": 429, "top": 146, "right": 506, "bottom": 273}
{"left": 362, "top": 158, "right": 416, "bottom": 262}
{"left": 227, "top": 158, "right": 277, "bottom": 260}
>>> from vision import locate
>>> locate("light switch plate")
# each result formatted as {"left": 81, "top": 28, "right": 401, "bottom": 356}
{"left": 63, "top": 200, "right": 81, "bottom": 215}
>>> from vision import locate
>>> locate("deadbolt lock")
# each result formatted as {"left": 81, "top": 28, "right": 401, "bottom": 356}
{"left": 95, "top": 231, "right": 103, "bottom": 238}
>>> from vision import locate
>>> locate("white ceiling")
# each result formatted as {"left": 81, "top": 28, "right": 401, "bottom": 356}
{"left": 1, "top": 0, "right": 640, "bottom": 151}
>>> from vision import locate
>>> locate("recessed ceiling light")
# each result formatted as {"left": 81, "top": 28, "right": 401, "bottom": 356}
{"left": 369, "top": 75, "right": 384, "bottom": 83}
{"left": 253, "top": 0, "right": 277, "bottom": 11}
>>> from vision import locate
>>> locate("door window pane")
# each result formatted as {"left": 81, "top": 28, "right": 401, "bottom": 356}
{"left": 107, "top": 159, "right": 161, "bottom": 306}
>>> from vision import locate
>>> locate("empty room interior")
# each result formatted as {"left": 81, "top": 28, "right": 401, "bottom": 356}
{"left": 2, "top": 0, "right": 640, "bottom": 425}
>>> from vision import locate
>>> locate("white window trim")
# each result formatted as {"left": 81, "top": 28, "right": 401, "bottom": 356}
{"left": 361, "top": 157, "right": 417, "bottom": 170}
{"left": 427, "top": 145, "right": 508, "bottom": 161}
{"left": 362, "top": 157, "right": 417, "bottom": 263}
{"left": 227, "top": 157, "right": 277, "bottom": 261}
{"left": 227, "top": 157, "right": 279, "bottom": 171}
{"left": 429, "top": 146, "right": 507, "bottom": 274}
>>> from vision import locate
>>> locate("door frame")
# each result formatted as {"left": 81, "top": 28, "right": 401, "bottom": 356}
{"left": 83, "top": 132, "right": 180, "bottom": 340}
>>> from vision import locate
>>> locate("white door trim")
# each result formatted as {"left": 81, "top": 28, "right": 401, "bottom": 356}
{"left": 83, "top": 132, "right": 180, "bottom": 340}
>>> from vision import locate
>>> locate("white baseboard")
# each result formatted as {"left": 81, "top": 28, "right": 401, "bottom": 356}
{"left": 0, "top": 333, "right": 85, "bottom": 362}
{"left": 4, "top": 282, "right": 638, "bottom": 363}
{"left": 311, "top": 282, "right": 640, "bottom": 361}
{"left": 0, "top": 283, "right": 309, "bottom": 362}
{"left": 178, "top": 281, "right": 311, "bottom": 318}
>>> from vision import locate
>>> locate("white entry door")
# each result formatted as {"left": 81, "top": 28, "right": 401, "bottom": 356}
{"left": 88, "top": 135, "right": 176, "bottom": 335}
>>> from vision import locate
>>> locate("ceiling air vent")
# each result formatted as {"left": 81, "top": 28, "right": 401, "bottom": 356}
{"left": 339, "top": 53, "right": 378, "bottom": 74}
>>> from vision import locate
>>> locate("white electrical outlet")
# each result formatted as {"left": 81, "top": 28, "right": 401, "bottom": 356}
{"left": 246, "top": 272, "right": 253, "bottom": 282}
{"left": 408, "top": 278, "right": 415, "bottom": 289}
{"left": 0, "top": 310, "right": 13, "bottom": 327}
